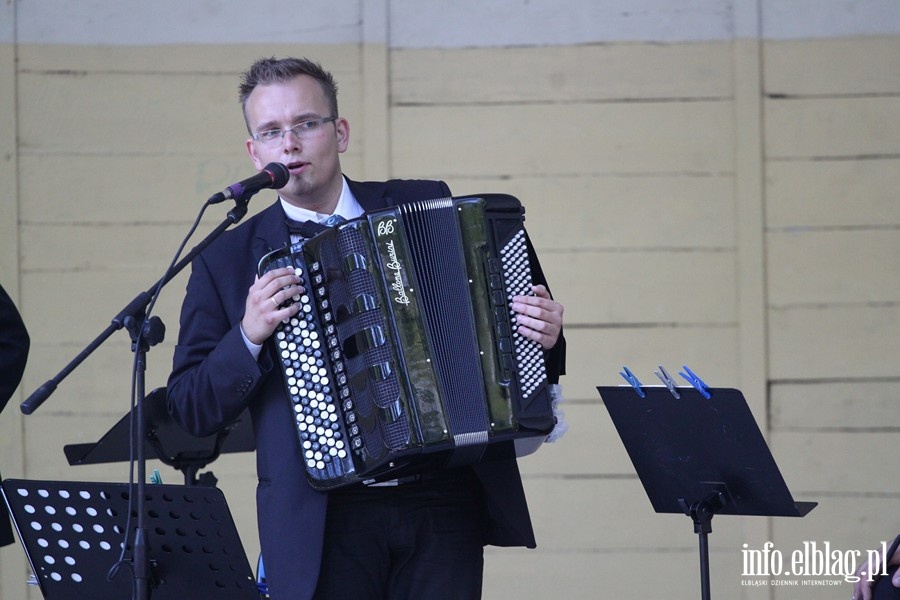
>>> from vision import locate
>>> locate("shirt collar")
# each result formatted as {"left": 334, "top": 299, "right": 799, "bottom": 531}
{"left": 279, "top": 176, "right": 363, "bottom": 224}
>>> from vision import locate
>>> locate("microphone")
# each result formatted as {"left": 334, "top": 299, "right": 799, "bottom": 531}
{"left": 207, "top": 162, "right": 290, "bottom": 204}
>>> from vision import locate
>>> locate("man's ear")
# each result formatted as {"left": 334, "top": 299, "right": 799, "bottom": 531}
{"left": 246, "top": 138, "right": 264, "bottom": 169}
{"left": 335, "top": 118, "right": 350, "bottom": 153}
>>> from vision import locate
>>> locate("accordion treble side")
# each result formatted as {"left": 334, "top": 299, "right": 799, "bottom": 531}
{"left": 259, "top": 194, "right": 555, "bottom": 490}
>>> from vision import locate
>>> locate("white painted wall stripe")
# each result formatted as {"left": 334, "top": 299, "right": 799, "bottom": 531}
{"left": 3, "top": 0, "right": 899, "bottom": 47}
{"left": 11, "top": 0, "right": 362, "bottom": 45}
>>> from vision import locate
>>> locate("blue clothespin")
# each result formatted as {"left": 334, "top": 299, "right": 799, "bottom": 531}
{"left": 619, "top": 366, "right": 645, "bottom": 398}
{"left": 654, "top": 365, "right": 680, "bottom": 399}
{"left": 678, "top": 365, "right": 710, "bottom": 399}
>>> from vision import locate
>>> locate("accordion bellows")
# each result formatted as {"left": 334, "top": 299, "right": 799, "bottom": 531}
{"left": 258, "top": 194, "right": 555, "bottom": 490}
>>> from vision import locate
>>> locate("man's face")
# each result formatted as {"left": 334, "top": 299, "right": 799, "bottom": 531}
{"left": 244, "top": 74, "right": 349, "bottom": 211}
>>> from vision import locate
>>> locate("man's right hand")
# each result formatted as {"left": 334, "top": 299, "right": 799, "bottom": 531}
{"left": 241, "top": 267, "right": 304, "bottom": 345}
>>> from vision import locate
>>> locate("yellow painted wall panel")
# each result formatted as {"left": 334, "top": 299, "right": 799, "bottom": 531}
{"left": 20, "top": 266, "right": 187, "bottom": 341}
{"left": 392, "top": 42, "right": 733, "bottom": 104}
{"left": 765, "top": 36, "right": 900, "bottom": 96}
{"left": 539, "top": 250, "right": 736, "bottom": 325}
{"left": 391, "top": 101, "right": 734, "bottom": 177}
{"left": 445, "top": 174, "right": 735, "bottom": 251}
{"left": 22, "top": 414, "right": 133, "bottom": 477}
{"left": 771, "top": 430, "right": 897, "bottom": 493}
{"left": 768, "top": 305, "right": 900, "bottom": 380}
{"left": 21, "top": 223, "right": 201, "bottom": 272}
{"left": 765, "top": 96, "right": 900, "bottom": 159}
{"left": 766, "top": 159, "right": 900, "bottom": 228}
{"left": 767, "top": 230, "right": 900, "bottom": 305}
{"left": 19, "top": 155, "right": 280, "bottom": 224}
{"left": 0, "top": 43, "right": 19, "bottom": 284}
{"left": 18, "top": 72, "right": 243, "bottom": 155}
{"left": 770, "top": 381, "right": 900, "bottom": 430}
{"left": 18, "top": 44, "right": 356, "bottom": 75}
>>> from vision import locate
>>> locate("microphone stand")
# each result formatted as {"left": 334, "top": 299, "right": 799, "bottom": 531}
{"left": 20, "top": 196, "right": 255, "bottom": 600}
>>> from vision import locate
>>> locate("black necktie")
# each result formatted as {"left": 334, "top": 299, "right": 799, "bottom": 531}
{"left": 285, "top": 215, "right": 348, "bottom": 240}
{"left": 286, "top": 218, "right": 326, "bottom": 239}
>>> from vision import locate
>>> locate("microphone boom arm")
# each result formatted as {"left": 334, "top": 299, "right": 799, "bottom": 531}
{"left": 20, "top": 200, "right": 252, "bottom": 415}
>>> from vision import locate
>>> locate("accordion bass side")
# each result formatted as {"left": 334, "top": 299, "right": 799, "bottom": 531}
{"left": 258, "top": 194, "right": 556, "bottom": 490}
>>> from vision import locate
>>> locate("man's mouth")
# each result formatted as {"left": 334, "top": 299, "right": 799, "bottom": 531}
{"left": 285, "top": 161, "right": 307, "bottom": 174}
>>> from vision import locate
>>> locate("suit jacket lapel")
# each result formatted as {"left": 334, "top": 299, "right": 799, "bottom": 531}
{"left": 251, "top": 201, "right": 292, "bottom": 264}
{"left": 348, "top": 178, "right": 393, "bottom": 212}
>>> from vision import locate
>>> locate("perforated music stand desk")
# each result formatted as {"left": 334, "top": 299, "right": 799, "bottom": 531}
{"left": 2, "top": 479, "right": 259, "bottom": 599}
{"left": 597, "top": 385, "right": 816, "bottom": 600}
{"left": 63, "top": 387, "right": 255, "bottom": 486}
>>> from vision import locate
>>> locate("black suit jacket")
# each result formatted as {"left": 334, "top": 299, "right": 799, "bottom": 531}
{"left": 0, "top": 284, "right": 30, "bottom": 547}
{"left": 167, "top": 178, "right": 564, "bottom": 599}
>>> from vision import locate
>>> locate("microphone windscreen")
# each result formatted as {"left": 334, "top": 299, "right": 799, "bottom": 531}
{"left": 265, "top": 163, "right": 290, "bottom": 189}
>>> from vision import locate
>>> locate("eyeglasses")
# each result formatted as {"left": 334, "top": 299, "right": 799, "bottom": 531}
{"left": 251, "top": 116, "right": 337, "bottom": 145}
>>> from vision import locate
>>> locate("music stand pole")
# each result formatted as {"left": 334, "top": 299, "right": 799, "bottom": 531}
{"left": 126, "top": 318, "right": 159, "bottom": 600}
{"left": 680, "top": 491, "right": 728, "bottom": 600}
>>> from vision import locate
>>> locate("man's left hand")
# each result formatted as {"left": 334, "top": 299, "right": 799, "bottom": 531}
{"left": 510, "top": 284, "right": 564, "bottom": 350}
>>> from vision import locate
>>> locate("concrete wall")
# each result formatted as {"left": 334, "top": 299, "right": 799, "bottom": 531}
{"left": 1, "top": 1, "right": 898, "bottom": 598}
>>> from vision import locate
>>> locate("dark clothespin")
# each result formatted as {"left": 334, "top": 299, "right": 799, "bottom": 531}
{"left": 679, "top": 365, "right": 711, "bottom": 399}
{"left": 654, "top": 365, "right": 681, "bottom": 399}
{"left": 619, "top": 366, "right": 645, "bottom": 398}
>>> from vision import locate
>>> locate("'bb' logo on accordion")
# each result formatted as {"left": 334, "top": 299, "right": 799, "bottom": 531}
{"left": 258, "top": 194, "right": 555, "bottom": 490}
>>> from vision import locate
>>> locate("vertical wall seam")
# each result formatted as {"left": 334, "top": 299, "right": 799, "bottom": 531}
{"left": 733, "top": 2, "right": 772, "bottom": 597}
{"left": 361, "top": 0, "right": 391, "bottom": 180}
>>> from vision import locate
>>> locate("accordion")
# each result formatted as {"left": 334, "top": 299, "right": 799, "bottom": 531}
{"left": 258, "top": 194, "right": 555, "bottom": 490}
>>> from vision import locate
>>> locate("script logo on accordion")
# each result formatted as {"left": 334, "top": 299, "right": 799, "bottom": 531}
{"left": 385, "top": 239, "right": 411, "bottom": 306}
{"left": 376, "top": 219, "right": 395, "bottom": 236}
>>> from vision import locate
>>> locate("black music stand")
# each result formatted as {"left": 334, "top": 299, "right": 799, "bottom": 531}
{"left": 63, "top": 387, "right": 255, "bottom": 486}
{"left": 1, "top": 479, "right": 259, "bottom": 599}
{"left": 597, "top": 384, "right": 816, "bottom": 600}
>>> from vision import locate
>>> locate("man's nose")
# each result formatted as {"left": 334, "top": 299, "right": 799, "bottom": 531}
{"left": 281, "top": 129, "right": 302, "bottom": 149}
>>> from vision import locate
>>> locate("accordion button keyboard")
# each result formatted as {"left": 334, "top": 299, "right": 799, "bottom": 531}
{"left": 499, "top": 229, "right": 549, "bottom": 399}
{"left": 263, "top": 253, "right": 360, "bottom": 484}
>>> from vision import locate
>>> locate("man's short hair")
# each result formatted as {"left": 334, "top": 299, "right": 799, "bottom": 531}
{"left": 239, "top": 57, "right": 339, "bottom": 132}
